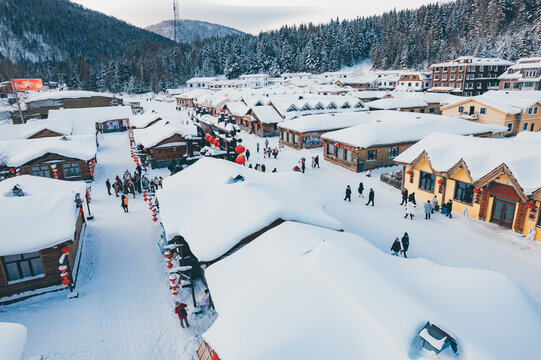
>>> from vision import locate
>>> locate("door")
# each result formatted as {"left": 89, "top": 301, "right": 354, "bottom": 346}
{"left": 469, "top": 106, "right": 475, "bottom": 115}
{"left": 490, "top": 197, "right": 516, "bottom": 229}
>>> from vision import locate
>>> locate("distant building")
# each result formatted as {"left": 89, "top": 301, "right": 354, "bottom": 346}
{"left": 239, "top": 74, "right": 269, "bottom": 88}
{"left": 498, "top": 58, "right": 541, "bottom": 91}
{"left": 395, "top": 72, "right": 432, "bottom": 92}
{"left": 430, "top": 56, "right": 513, "bottom": 96}
{"left": 186, "top": 77, "right": 219, "bottom": 89}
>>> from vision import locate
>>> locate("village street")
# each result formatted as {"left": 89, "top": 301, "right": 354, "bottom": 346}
{"left": 0, "top": 131, "right": 215, "bottom": 359}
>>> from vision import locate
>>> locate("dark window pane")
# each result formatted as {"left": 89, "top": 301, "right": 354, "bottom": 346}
{"left": 5, "top": 263, "right": 21, "bottom": 281}
{"left": 30, "top": 258, "right": 44, "bottom": 275}
{"left": 19, "top": 262, "right": 32, "bottom": 278}
{"left": 4, "top": 254, "right": 23, "bottom": 262}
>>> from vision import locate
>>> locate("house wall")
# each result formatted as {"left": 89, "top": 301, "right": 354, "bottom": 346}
{"left": 28, "top": 129, "right": 64, "bottom": 139}
{"left": 20, "top": 153, "right": 93, "bottom": 181}
{"left": 518, "top": 103, "right": 541, "bottom": 132}
{"left": 147, "top": 134, "right": 189, "bottom": 168}
{"left": 279, "top": 129, "right": 329, "bottom": 150}
{"left": 442, "top": 99, "right": 517, "bottom": 134}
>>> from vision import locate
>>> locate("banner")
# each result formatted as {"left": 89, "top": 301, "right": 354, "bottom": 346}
{"left": 12, "top": 79, "right": 43, "bottom": 91}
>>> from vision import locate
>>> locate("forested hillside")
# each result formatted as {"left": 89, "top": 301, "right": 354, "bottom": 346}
{"left": 1, "top": 0, "right": 539, "bottom": 93}
{"left": 146, "top": 20, "right": 244, "bottom": 43}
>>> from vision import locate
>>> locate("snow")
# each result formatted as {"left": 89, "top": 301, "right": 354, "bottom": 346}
{"left": 249, "top": 105, "right": 283, "bottom": 124}
{"left": 203, "top": 221, "right": 541, "bottom": 360}
{"left": 0, "top": 175, "right": 87, "bottom": 256}
{"left": 129, "top": 112, "right": 163, "bottom": 129}
{"left": 0, "top": 322, "right": 27, "bottom": 360}
{"left": 25, "top": 91, "right": 115, "bottom": 103}
{"left": 443, "top": 91, "right": 541, "bottom": 115}
{"left": 0, "top": 118, "right": 72, "bottom": 140}
{"left": 394, "top": 131, "right": 541, "bottom": 195}
{"left": 133, "top": 120, "right": 197, "bottom": 148}
{"left": 320, "top": 111, "right": 506, "bottom": 149}
{"left": 368, "top": 97, "right": 428, "bottom": 109}
{"left": 431, "top": 57, "right": 514, "bottom": 68}
{"left": 0, "top": 134, "right": 97, "bottom": 167}
{"left": 223, "top": 101, "right": 250, "bottom": 117}
{"left": 277, "top": 111, "right": 369, "bottom": 133}
{"left": 418, "top": 328, "right": 446, "bottom": 351}
{"left": 48, "top": 106, "right": 132, "bottom": 124}
{"left": 156, "top": 157, "right": 342, "bottom": 262}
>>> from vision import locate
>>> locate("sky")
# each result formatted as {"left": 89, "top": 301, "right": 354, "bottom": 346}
{"left": 71, "top": 0, "right": 449, "bottom": 34}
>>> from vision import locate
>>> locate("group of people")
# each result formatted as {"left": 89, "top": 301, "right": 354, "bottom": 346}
{"left": 344, "top": 182, "right": 375, "bottom": 206}
{"left": 391, "top": 233, "right": 410, "bottom": 258}
{"left": 401, "top": 189, "right": 454, "bottom": 220}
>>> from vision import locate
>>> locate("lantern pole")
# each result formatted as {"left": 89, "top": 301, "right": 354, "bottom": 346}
{"left": 85, "top": 186, "right": 94, "bottom": 220}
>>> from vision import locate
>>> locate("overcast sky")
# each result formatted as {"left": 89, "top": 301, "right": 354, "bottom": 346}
{"left": 71, "top": 0, "right": 448, "bottom": 34}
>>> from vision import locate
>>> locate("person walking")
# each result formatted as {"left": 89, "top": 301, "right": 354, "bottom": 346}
{"left": 404, "top": 201, "right": 415, "bottom": 219}
{"left": 446, "top": 199, "right": 453, "bottom": 218}
{"left": 311, "top": 156, "right": 316, "bottom": 168}
{"left": 257, "top": 143, "right": 260, "bottom": 153}
{"left": 174, "top": 301, "right": 189, "bottom": 328}
{"left": 261, "top": 164, "right": 266, "bottom": 172}
{"left": 365, "top": 188, "right": 375, "bottom": 206}
{"left": 113, "top": 182, "right": 120, "bottom": 197}
{"left": 401, "top": 233, "right": 410, "bottom": 258}
{"left": 424, "top": 200, "right": 433, "bottom": 220}
{"left": 314, "top": 155, "right": 320, "bottom": 168}
{"left": 401, "top": 188, "right": 408, "bottom": 205}
{"left": 121, "top": 195, "right": 129, "bottom": 213}
{"left": 301, "top": 160, "right": 306, "bottom": 174}
{"left": 431, "top": 195, "right": 438, "bottom": 213}
{"left": 245, "top": 149, "right": 251, "bottom": 161}
{"left": 159, "top": 177, "right": 164, "bottom": 189}
{"left": 265, "top": 138, "right": 269, "bottom": 148}
{"left": 408, "top": 192, "right": 417, "bottom": 206}
{"left": 358, "top": 182, "right": 364, "bottom": 198}
{"left": 391, "top": 237, "right": 401, "bottom": 256}
{"left": 105, "top": 179, "right": 111, "bottom": 196}
{"left": 344, "top": 185, "right": 352, "bottom": 202}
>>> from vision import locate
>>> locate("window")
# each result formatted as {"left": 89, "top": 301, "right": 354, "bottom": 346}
{"left": 434, "top": 75, "right": 439, "bottom": 80}
{"left": 504, "top": 82, "right": 511, "bottom": 89}
{"left": 443, "top": 67, "right": 448, "bottom": 72}
{"left": 345, "top": 149, "right": 353, "bottom": 162}
{"left": 479, "top": 65, "right": 484, "bottom": 71}
{"left": 429, "top": 108, "right": 435, "bottom": 114}
{"left": 528, "top": 107, "right": 539, "bottom": 115}
{"left": 442, "top": 75, "right": 447, "bottom": 81}
{"left": 31, "top": 165, "right": 51, "bottom": 178}
{"left": 420, "top": 108, "right": 425, "bottom": 113}
{"left": 367, "top": 149, "right": 377, "bottom": 161}
{"left": 441, "top": 83, "right": 447, "bottom": 88}
{"left": 488, "top": 65, "right": 493, "bottom": 71}
{"left": 477, "top": 82, "right": 482, "bottom": 89}
{"left": 525, "top": 70, "right": 537, "bottom": 78}
{"left": 458, "top": 74, "right": 463, "bottom": 80}
{"left": 63, "top": 162, "right": 81, "bottom": 178}
{"left": 287, "top": 132, "right": 293, "bottom": 143}
{"left": 458, "top": 106, "right": 465, "bottom": 113}
{"left": 450, "top": 74, "right": 455, "bottom": 80}
{"left": 513, "top": 82, "right": 520, "bottom": 89}
{"left": 3, "top": 252, "right": 44, "bottom": 282}
{"left": 507, "top": 123, "right": 513, "bottom": 132}
{"left": 293, "top": 134, "right": 299, "bottom": 144}
{"left": 388, "top": 147, "right": 398, "bottom": 158}
{"left": 419, "top": 171, "right": 436, "bottom": 192}
{"left": 281, "top": 132, "right": 285, "bottom": 141}
{"left": 452, "top": 66, "right": 457, "bottom": 72}
{"left": 466, "top": 74, "right": 475, "bottom": 80}
{"left": 454, "top": 181, "right": 475, "bottom": 204}
{"left": 336, "top": 147, "right": 344, "bottom": 159}
{"left": 522, "top": 122, "right": 529, "bottom": 131}
{"left": 480, "top": 108, "right": 487, "bottom": 115}
{"left": 456, "top": 83, "right": 462, "bottom": 89}
{"left": 326, "top": 143, "right": 334, "bottom": 156}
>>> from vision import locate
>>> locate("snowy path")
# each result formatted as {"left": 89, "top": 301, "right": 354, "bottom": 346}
{"left": 0, "top": 133, "right": 213, "bottom": 359}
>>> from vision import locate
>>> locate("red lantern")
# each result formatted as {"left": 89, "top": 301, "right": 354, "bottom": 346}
{"left": 406, "top": 170, "right": 412, "bottom": 175}
{"left": 235, "top": 155, "right": 246, "bottom": 165}
{"left": 61, "top": 245, "right": 71, "bottom": 255}
{"left": 153, "top": 215, "right": 158, "bottom": 222}
{"left": 164, "top": 250, "right": 172, "bottom": 258}
{"left": 60, "top": 272, "right": 69, "bottom": 279}
{"left": 173, "top": 146, "right": 177, "bottom": 151}
{"left": 150, "top": 149, "right": 154, "bottom": 153}
{"left": 171, "top": 289, "right": 179, "bottom": 296}
{"left": 62, "top": 279, "right": 70, "bottom": 287}
{"left": 527, "top": 203, "right": 536, "bottom": 210}
{"left": 166, "top": 263, "right": 173, "bottom": 269}
{"left": 213, "top": 138, "right": 220, "bottom": 147}
{"left": 204, "top": 134, "right": 210, "bottom": 142}
{"left": 208, "top": 136, "right": 215, "bottom": 144}
{"left": 235, "top": 145, "right": 246, "bottom": 154}
{"left": 169, "top": 274, "right": 178, "bottom": 282}
{"left": 58, "top": 265, "right": 68, "bottom": 272}
{"left": 437, "top": 179, "right": 444, "bottom": 185}
{"left": 473, "top": 188, "right": 480, "bottom": 194}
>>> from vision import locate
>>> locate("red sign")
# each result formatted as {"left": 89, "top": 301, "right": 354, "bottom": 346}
{"left": 12, "top": 79, "right": 43, "bottom": 91}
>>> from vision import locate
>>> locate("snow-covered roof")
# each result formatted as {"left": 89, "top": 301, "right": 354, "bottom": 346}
{"left": 47, "top": 106, "right": 132, "bottom": 123}
{"left": 187, "top": 77, "right": 219, "bottom": 83}
{"left": 431, "top": 57, "right": 514, "bottom": 68}
{"left": 277, "top": 112, "right": 368, "bottom": 133}
{"left": 204, "top": 221, "right": 541, "bottom": 360}
{"left": 223, "top": 101, "right": 250, "bottom": 117}
{"left": 0, "top": 118, "right": 72, "bottom": 140}
{"left": 176, "top": 89, "right": 210, "bottom": 99}
{"left": 133, "top": 120, "right": 197, "bottom": 148}
{"left": 0, "top": 134, "right": 97, "bottom": 167}
{"left": 156, "top": 158, "right": 342, "bottom": 262}
{"left": 0, "top": 176, "right": 87, "bottom": 256}
{"left": 26, "top": 90, "right": 115, "bottom": 103}
{"left": 321, "top": 111, "right": 506, "bottom": 149}
{"left": 394, "top": 131, "right": 541, "bottom": 195}
{"left": 250, "top": 106, "right": 283, "bottom": 124}
{"left": 442, "top": 91, "right": 541, "bottom": 115}
{"left": 368, "top": 97, "right": 428, "bottom": 110}
{"left": 349, "top": 90, "right": 393, "bottom": 100}
{"left": 0, "top": 322, "right": 27, "bottom": 360}
{"left": 129, "top": 112, "right": 163, "bottom": 129}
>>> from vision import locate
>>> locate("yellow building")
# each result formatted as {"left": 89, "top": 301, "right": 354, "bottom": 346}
{"left": 394, "top": 132, "right": 541, "bottom": 242}
{"left": 441, "top": 90, "right": 541, "bottom": 135}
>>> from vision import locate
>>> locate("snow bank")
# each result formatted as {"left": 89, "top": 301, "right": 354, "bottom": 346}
{"left": 321, "top": 111, "right": 505, "bottom": 149}
{"left": 0, "top": 175, "right": 87, "bottom": 256}
{"left": 278, "top": 112, "right": 370, "bottom": 133}
{"left": 48, "top": 106, "right": 132, "bottom": 123}
{"left": 203, "top": 222, "right": 541, "bottom": 360}
{"left": 368, "top": 96, "right": 428, "bottom": 109}
{"left": 26, "top": 90, "right": 115, "bottom": 102}
{"left": 133, "top": 120, "right": 197, "bottom": 148}
{"left": 394, "top": 131, "right": 541, "bottom": 195}
{"left": 157, "top": 158, "right": 342, "bottom": 262}
{"left": 0, "top": 322, "right": 27, "bottom": 360}
{"left": 0, "top": 134, "right": 97, "bottom": 167}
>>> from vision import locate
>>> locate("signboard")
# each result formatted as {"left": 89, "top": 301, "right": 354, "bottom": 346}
{"left": 12, "top": 79, "right": 43, "bottom": 91}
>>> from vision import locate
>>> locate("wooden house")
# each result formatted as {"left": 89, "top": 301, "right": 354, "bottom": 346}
{"left": 0, "top": 119, "right": 72, "bottom": 140}
{"left": 222, "top": 102, "right": 250, "bottom": 124}
{"left": 0, "top": 135, "right": 97, "bottom": 181}
{"left": 0, "top": 176, "right": 88, "bottom": 301}
{"left": 47, "top": 106, "right": 133, "bottom": 133}
{"left": 321, "top": 111, "right": 505, "bottom": 172}
{"left": 129, "top": 112, "right": 163, "bottom": 129}
{"left": 394, "top": 131, "right": 541, "bottom": 242}
{"left": 240, "top": 106, "right": 283, "bottom": 137}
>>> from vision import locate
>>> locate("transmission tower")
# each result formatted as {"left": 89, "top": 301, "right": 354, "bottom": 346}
{"left": 173, "top": 0, "right": 180, "bottom": 43}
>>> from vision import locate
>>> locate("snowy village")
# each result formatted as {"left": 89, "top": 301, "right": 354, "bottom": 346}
{"left": 1, "top": 0, "right": 541, "bottom": 359}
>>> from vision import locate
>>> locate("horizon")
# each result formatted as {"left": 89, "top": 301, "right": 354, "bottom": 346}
{"left": 70, "top": 0, "right": 453, "bottom": 35}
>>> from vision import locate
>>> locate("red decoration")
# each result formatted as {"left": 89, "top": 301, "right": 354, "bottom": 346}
{"left": 208, "top": 136, "right": 215, "bottom": 144}
{"left": 171, "top": 289, "right": 179, "bottom": 296}
{"left": 61, "top": 279, "right": 70, "bottom": 287}
{"left": 213, "top": 138, "right": 220, "bottom": 147}
{"left": 473, "top": 188, "right": 480, "bottom": 194}
{"left": 150, "top": 149, "right": 154, "bottom": 153}
{"left": 173, "top": 146, "right": 177, "bottom": 151}
{"left": 212, "top": 353, "right": 220, "bottom": 360}
{"left": 166, "top": 263, "right": 173, "bottom": 269}
{"left": 235, "top": 155, "right": 246, "bottom": 165}
{"left": 235, "top": 145, "right": 246, "bottom": 154}
{"left": 61, "top": 245, "right": 71, "bottom": 255}
{"left": 58, "top": 265, "right": 68, "bottom": 272}
{"left": 204, "top": 134, "right": 210, "bottom": 142}
{"left": 406, "top": 170, "right": 412, "bottom": 175}
{"left": 437, "top": 179, "right": 444, "bottom": 185}
{"left": 527, "top": 203, "right": 536, "bottom": 210}
{"left": 153, "top": 215, "right": 158, "bottom": 222}
{"left": 60, "top": 272, "right": 69, "bottom": 279}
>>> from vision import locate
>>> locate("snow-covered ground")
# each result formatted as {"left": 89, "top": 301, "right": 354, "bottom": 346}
{"left": 2, "top": 99, "right": 541, "bottom": 359}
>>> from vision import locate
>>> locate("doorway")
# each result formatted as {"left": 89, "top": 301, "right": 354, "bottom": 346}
{"left": 490, "top": 197, "right": 516, "bottom": 229}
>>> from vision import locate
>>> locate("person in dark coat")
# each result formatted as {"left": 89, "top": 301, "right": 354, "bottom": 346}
{"left": 344, "top": 185, "right": 352, "bottom": 202}
{"left": 105, "top": 179, "right": 111, "bottom": 196}
{"left": 408, "top": 192, "right": 417, "bottom": 206}
{"left": 301, "top": 161, "right": 306, "bottom": 174}
{"left": 365, "top": 188, "right": 375, "bottom": 206}
{"left": 401, "top": 233, "right": 410, "bottom": 258}
{"left": 136, "top": 164, "right": 142, "bottom": 177}
{"left": 446, "top": 199, "right": 453, "bottom": 218}
{"left": 358, "top": 182, "right": 364, "bottom": 198}
{"left": 257, "top": 143, "right": 260, "bottom": 153}
{"left": 174, "top": 301, "right": 189, "bottom": 328}
{"left": 401, "top": 188, "right": 408, "bottom": 205}
{"left": 391, "top": 237, "right": 401, "bottom": 256}
{"left": 314, "top": 155, "right": 320, "bottom": 168}
{"left": 245, "top": 149, "right": 251, "bottom": 161}
{"left": 272, "top": 168, "right": 277, "bottom": 173}
{"left": 261, "top": 164, "right": 266, "bottom": 172}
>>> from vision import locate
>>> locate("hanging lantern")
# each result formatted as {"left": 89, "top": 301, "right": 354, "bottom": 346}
{"left": 527, "top": 203, "right": 536, "bottom": 210}
{"left": 208, "top": 136, "right": 215, "bottom": 144}
{"left": 61, "top": 279, "right": 70, "bottom": 287}
{"left": 235, "top": 155, "right": 246, "bottom": 165}
{"left": 406, "top": 170, "right": 412, "bottom": 175}
{"left": 164, "top": 250, "right": 172, "bottom": 258}
{"left": 166, "top": 263, "right": 173, "bottom": 269}
{"left": 169, "top": 283, "right": 179, "bottom": 290}
{"left": 213, "top": 138, "right": 220, "bottom": 147}
{"left": 153, "top": 215, "right": 158, "bottom": 222}
{"left": 58, "top": 265, "right": 68, "bottom": 273}
{"left": 169, "top": 274, "right": 178, "bottom": 283}
{"left": 173, "top": 146, "right": 177, "bottom": 151}
{"left": 171, "top": 289, "right": 179, "bottom": 296}
{"left": 235, "top": 145, "right": 246, "bottom": 154}
{"left": 204, "top": 134, "right": 210, "bottom": 142}
{"left": 437, "top": 179, "right": 444, "bottom": 185}
{"left": 473, "top": 188, "right": 480, "bottom": 194}
{"left": 60, "top": 272, "right": 69, "bottom": 279}
{"left": 61, "top": 245, "right": 71, "bottom": 255}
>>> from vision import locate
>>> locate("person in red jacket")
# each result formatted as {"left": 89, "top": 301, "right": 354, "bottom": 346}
{"left": 174, "top": 301, "right": 189, "bottom": 328}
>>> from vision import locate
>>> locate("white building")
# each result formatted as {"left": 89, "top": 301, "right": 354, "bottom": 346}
{"left": 186, "top": 77, "right": 219, "bottom": 89}
{"left": 239, "top": 74, "right": 269, "bottom": 88}
{"left": 396, "top": 71, "right": 432, "bottom": 92}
